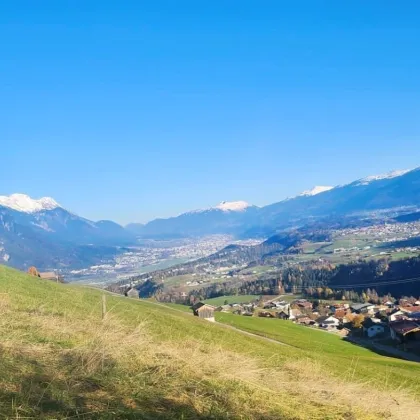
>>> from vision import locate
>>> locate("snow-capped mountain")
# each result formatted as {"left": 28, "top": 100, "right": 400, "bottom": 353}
{"left": 127, "top": 201, "right": 259, "bottom": 238}
{"left": 129, "top": 167, "right": 420, "bottom": 239}
{"left": 351, "top": 169, "right": 412, "bottom": 186}
{"left": 3, "top": 166, "right": 420, "bottom": 268}
{"left": 0, "top": 194, "right": 61, "bottom": 213}
{"left": 298, "top": 186, "right": 334, "bottom": 197}
{"left": 0, "top": 194, "right": 136, "bottom": 269}
{"left": 257, "top": 167, "right": 420, "bottom": 232}
{"left": 184, "top": 201, "right": 255, "bottom": 215}
{"left": 215, "top": 201, "right": 253, "bottom": 212}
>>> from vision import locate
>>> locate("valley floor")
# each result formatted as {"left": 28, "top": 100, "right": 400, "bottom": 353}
{"left": 1, "top": 266, "right": 420, "bottom": 419}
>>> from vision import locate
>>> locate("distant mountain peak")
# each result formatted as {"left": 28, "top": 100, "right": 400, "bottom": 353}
{"left": 354, "top": 169, "right": 412, "bottom": 186}
{"left": 215, "top": 201, "right": 252, "bottom": 212}
{"left": 185, "top": 200, "right": 254, "bottom": 215}
{"left": 298, "top": 186, "right": 334, "bottom": 197}
{"left": 0, "top": 193, "right": 61, "bottom": 213}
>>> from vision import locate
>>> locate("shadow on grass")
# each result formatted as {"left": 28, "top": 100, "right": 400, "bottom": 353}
{"left": 343, "top": 336, "right": 420, "bottom": 363}
{"left": 0, "top": 349, "right": 237, "bottom": 419}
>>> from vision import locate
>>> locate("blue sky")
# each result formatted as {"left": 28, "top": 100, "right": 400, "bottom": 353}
{"left": 2, "top": 1, "right": 420, "bottom": 224}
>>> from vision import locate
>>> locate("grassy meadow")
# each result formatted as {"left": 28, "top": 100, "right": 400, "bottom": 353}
{"left": 203, "top": 294, "right": 260, "bottom": 306}
{"left": 216, "top": 312, "right": 420, "bottom": 391}
{"left": 0, "top": 265, "right": 420, "bottom": 419}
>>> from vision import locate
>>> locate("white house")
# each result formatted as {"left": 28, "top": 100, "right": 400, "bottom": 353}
{"left": 289, "top": 308, "right": 302, "bottom": 321}
{"left": 275, "top": 302, "right": 290, "bottom": 312}
{"left": 363, "top": 318, "right": 386, "bottom": 338}
{"left": 316, "top": 316, "right": 340, "bottom": 329}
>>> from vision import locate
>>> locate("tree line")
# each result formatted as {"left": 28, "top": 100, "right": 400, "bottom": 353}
{"left": 136, "top": 256, "right": 420, "bottom": 304}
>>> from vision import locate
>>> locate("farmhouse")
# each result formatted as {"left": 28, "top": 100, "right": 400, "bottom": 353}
{"left": 276, "top": 309, "right": 290, "bottom": 320}
{"left": 350, "top": 303, "right": 375, "bottom": 314}
{"left": 294, "top": 299, "right": 312, "bottom": 310}
{"left": 362, "top": 318, "right": 386, "bottom": 338}
{"left": 400, "top": 306, "right": 420, "bottom": 316}
{"left": 126, "top": 288, "right": 139, "bottom": 299}
{"left": 330, "top": 303, "right": 349, "bottom": 314}
{"left": 333, "top": 308, "right": 348, "bottom": 320}
{"left": 39, "top": 272, "right": 64, "bottom": 283}
{"left": 258, "top": 311, "right": 276, "bottom": 318}
{"left": 388, "top": 310, "right": 405, "bottom": 322}
{"left": 274, "top": 301, "right": 290, "bottom": 311}
{"left": 289, "top": 308, "right": 302, "bottom": 320}
{"left": 389, "top": 320, "right": 420, "bottom": 343}
{"left": 294, "top": 315, "right": 312, "bottom": 325}
{"left": 315, "top": 315, "right": 340, "bottom": 329}
{"left": 191, "top": 302, "right": 216, "bottom": 322}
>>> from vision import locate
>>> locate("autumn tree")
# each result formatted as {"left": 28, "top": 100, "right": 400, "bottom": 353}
{"left": 351, "top": 314, "right": 365, "bottom": 329}
{"left": 28, "top": 266, "right": 40, "bottom": 277}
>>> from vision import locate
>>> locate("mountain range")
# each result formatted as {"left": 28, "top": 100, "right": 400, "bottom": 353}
{"left": 2, "top": 167, "right": 420, "bottom": 270}
{"left": 129, "top": 167, "right": 420, "bottom": 238}
{"left": 0, "top": 194, "right": 135, "bottom": 270}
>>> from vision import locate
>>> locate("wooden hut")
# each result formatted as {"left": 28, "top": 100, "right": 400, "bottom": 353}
{"left": 191, "top": 302, "right": 216, "bottom": 322}
{"left": 126, "top": 288, "right": 139, "bottom": 299}
{"left": 39, "top": 272, "right": 64, "bottom": 283}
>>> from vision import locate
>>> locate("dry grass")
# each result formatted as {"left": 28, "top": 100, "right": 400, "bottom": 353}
{"left": 1, "top": 265, "right": 420, "bottom": 419}
{"left": 0, "top": 310, "right": 413, "bottom": 420}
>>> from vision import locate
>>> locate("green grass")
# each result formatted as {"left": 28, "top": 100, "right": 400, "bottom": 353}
{"left": 389, "top": 251, "right": 420, "bottom": 260}
{"left": 322, "top": 238, "right": 371, "bottom": 253}
{"left": 0, "top": 265, "right": 419, "bottom": 419}
{"left": 161, "top": 273, "right": 197, "bottom": 287}
{"left": 154, "top": 301, "right": 192, "bottom": 312}
{"left": 301, "top": 241, "right": 332, "bottom": 254}
{"left": 203, "top": 295, "right": 260, "bottom": 306}
{"left": 216, "top": 313, "right": 420, "bottom": 391}
{"left": 277, "top": 294, "right": 302, "bottom": 302}
{"left": 239, "top": 265, "right": 275, "bottom": 275}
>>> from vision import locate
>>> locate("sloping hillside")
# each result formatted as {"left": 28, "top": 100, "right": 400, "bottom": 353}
{"left": 0, "top": 265, "right": 420, "bottom": 419}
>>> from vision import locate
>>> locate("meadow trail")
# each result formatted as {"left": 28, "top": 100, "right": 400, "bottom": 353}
{"left": 102, "top": 290, "right": 292, "bottom": 347}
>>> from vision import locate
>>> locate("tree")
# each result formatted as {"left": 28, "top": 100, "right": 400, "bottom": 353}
{"left": 351, "top": 314, "right": 365, "bottom": 329}
{"left": 28, "top": 266, "right": 40, "bottom": 277}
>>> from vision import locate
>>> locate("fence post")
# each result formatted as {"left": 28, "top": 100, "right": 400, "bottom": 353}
{"left": 102, "top": 294, "right": 107, "bottom": 320}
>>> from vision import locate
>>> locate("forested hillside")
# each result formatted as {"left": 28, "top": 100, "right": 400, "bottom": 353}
{"left": 140, "top": 256, "right": 420, "bottom": 304}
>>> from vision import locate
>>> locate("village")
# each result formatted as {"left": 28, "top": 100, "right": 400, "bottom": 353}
{"left": 191, "top": 294, "right": 420, "bottom": 358}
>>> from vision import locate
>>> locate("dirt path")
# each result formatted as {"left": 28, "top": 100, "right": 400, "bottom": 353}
{"left": 140, "top": 300, "right": 292, "bottom": 346}
{"left": 103, "top": 291, "right": 292, "bottom": 347}
{"left": 96, "top": 290, "right": 420, "bottom": 360}
{"left": 213, "top": 320, "right": 292, "bottom": 346}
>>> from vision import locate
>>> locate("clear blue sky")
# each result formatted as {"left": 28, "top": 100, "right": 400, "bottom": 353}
{"left": 2, "top": 1, "right": 420, "bottom": 224}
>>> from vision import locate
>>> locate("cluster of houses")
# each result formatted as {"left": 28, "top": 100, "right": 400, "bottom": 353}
{"left": 191, "top": 296, "right": 420, "bottom": 347}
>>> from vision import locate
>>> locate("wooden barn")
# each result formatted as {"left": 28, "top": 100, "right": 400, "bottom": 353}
{"left": 39, "top": 272, "right": 64, "bottom": 283}
{"left": 126, "top": 288, "right": 139, "bottom": 299}
{"left": 191, "top": 302, "right": 216, "bottom": 322}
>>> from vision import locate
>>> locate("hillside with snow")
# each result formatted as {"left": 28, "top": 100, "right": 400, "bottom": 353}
{"left": 0, "top": 194, "right": 61, "bottom": 213}
{"left": 3, "top": 166, "right": 420, "bottom": 266}
{"left": 298, "top": 186, "right": 334, "bottom": 197}
{"left": 215, "top": 201, "right": 252, "bottom": 212}
{"left": 0, "top": 194, "right": 136, "bottom": 269}
{"left": 352, "top": 169, "right": 412, "bottom": 186}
